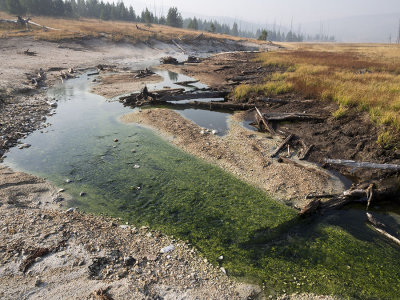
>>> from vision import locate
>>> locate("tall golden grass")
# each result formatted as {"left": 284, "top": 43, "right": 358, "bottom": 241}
{"left": 233, "top": 43, "right": 400, "bottom": 148}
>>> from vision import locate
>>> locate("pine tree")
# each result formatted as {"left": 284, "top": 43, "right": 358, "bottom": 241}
{"left": 232, "top": 22, "right": 238, "bottom": 36}
{"left": 166, "top": 7, "right": 182, "bottom": 28}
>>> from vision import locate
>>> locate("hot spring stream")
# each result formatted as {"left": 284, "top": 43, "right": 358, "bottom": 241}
{"left": 3, "top": 70, "right": 400, "bottom": 298}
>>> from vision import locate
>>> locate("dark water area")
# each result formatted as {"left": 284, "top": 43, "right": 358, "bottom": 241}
{"left": 3, "top": 71, "right": 400, "bottom": 299}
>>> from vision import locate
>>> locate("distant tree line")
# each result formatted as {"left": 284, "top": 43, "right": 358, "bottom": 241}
{"left": 0, "top": 0, "right": 335, "bottom": 42}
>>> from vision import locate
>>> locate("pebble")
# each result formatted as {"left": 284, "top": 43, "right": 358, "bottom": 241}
{"left": 131, "top": 149, "right": 136, "bottom": 153}
{"left": 66, "top": 207, "right": 75, "bottom": 213}
{"left": 160, "top": 244, "right": 175, "bottom": 254}
{"left": 18, "top": 143, "right": 31, "bottom": 149}
{"left": 79, "top": 192, "right": 86, "bottom": 197}
{"left": 114, "top": 139, "right": 119, "bottom": 142}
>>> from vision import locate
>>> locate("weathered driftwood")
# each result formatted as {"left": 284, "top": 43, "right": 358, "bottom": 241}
{"left": 172, "top": 39, "right": 186, "bottom": 53}
{"left": 174, "top": 80, "right": 199, "bottom": 87}
{"left": 277, "top": 156, "right": 330, "bottom": 179}
{"left": 160, "top": 90, "right": 228, "bottom": 102}
{"left": 184, "top": 101, "right": 254, "bottom": 111}
{"left": 88, "top": 71, "right": 99, "bottom": 76}
{"left": 263, "top": 112, "right": 325, "bottom": 122}
{"left": 271, "top": 134, "right": 294, "bottom": 157}
{"left": 299, "top": 144, "right": 314, "bottom": 160}
{"left": 324, "top": 159, "right": 400, "bottom": 171}
{"left": 366, "top": 212, "right": 400, "bottom": 246}
{"left": 255, "top": 107, "right": 275, "bottom": 134}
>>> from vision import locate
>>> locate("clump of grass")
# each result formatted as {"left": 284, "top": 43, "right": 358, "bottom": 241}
{"left": 233, "top": 82, "right": 293, "bottom": 102}
{"left": 378, "top": 130, "right": 397, "bottom": 149}
{"left": 333, "top": 105, "right": 348, "bottom": 119}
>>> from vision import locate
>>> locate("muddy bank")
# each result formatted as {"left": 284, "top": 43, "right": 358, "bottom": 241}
{"left": 91, "top": 72, "right": 163, "bottom": 99}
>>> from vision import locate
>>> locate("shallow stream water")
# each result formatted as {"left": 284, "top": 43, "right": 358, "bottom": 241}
{"left": 3, "top": 71, "right": 400, "bottom": 299}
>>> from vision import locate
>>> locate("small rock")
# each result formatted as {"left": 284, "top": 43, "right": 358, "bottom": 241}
{"left": 212, "top": 129, "right": 218, "bottom": 135}
{"left": 114, "top": 139, "right": 119, "bottom": 142}
{"left": 120, "top": 225, "right": 130, "bottom": 230}
{"left": 66, "top": 207, "right": 75, "bottom": 213}
{"left": 58, "top": 189, "right": 65, "bottom": 193}
{"left": 160, "top": 244, "right": 175, "bottom": 254}
{"left": 18, "top": 143, "right": 31, "bottom": 149}
{"left": 220, "top": 267, "right": 226, "bottom": 274}
{"left": 49, "top": 102, "right": 58, "bottom": 108}
{"left": 34, "top": 279, "right": 42, "bottom": 287}
{"left": 79, "top": 192, "right": 86, "bottom": 197}
{"left": 131, "top": 149, "right": 136, "bottom": 153}
{"left": 65, "top": 179, "right": 72, "bottom": 183}
{"left": 123, "top": 256, "right": 136, "bottom": 266}
{"left": 133, "top": 164, "right": 140, "bottom": 169}
{"left": 218, "top": 255, "right": 224, "bottom": 261}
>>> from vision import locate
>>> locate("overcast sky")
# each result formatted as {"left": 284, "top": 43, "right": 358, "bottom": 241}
{"left": 117, "top": 0, "right": 400, "bottom": 25}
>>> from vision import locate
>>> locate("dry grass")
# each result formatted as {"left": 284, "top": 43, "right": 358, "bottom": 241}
{"left": 234, "top": 43, "right": 400, "bottom": 147}
{"left": 0, "top": 11, "right": 263, "bottom": 45}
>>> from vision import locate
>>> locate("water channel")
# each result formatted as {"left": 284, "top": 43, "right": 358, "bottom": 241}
{"left": 3, "top": 70, "right": 400, "bottom": 298}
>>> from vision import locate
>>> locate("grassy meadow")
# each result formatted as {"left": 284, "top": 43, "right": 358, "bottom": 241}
{"left": 234, "top": 43, "right": 400, "bottom": 148}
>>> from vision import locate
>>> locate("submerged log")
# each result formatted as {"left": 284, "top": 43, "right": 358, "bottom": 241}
{"left": 324, "top": 159, "right": 400, "bottom": 171}
{"left": 367, "top": 212, "right": 400, "bottom": 246}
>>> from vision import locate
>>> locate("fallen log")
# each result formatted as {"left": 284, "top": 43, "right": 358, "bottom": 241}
{"left": 88, "top": 71, "right": 99, "bottom": 76}
{"left": 172, "top": 39, "right": 186, "bottom": 53}
{"left": 367, "top": 212, "right": 400, "bottom": 246}
{"left": 24, "top": 49, "right": 37, "bottom": 56}
{"left": 263, "top": 112, "right": 325, "bottom": 122}
{"left": 299, "top": 144, "right": 314, "bottom": 160}
{"left": 160, "top": 90, "right": 228, "bottom": 102}
{"left": 255, "top": 107, "right": 275, "bottom": 134}
{"left": 324, "top": 159, "right": 400, "bottom": 171}
{"left": 271, "top": 134, "right": 294, "bottom": 157}
{"left": 185, "top": 101, "right": 254, "bottom": 111}
{"left": 174, "top": 80, "right": 199, "bottom": 87}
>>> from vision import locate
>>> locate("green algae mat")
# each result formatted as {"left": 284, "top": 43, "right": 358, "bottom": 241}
{"left": 4, "top": 74, "right": 400, "bottom": 299}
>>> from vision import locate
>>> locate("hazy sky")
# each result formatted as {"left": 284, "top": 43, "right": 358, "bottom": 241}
{"left": 119, "top": 0, "right": 400, "bottom": 24}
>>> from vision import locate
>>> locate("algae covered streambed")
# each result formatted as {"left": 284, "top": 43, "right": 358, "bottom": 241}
{"left": 4, "top": 71, "right": 400, "bottom": 299}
